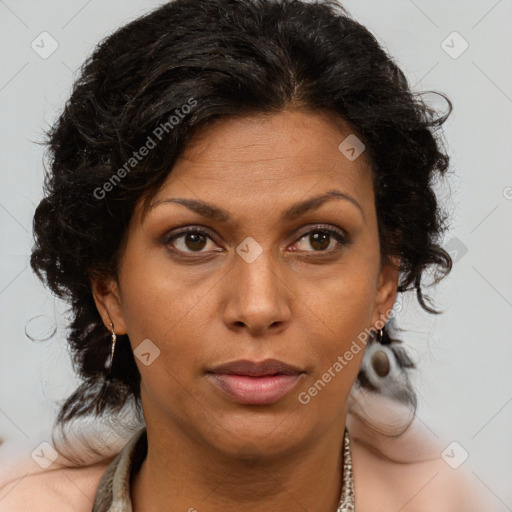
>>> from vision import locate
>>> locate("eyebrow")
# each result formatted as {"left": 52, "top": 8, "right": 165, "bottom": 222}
{"left": 148, "top": 189, "right": 364, "bottom": 223}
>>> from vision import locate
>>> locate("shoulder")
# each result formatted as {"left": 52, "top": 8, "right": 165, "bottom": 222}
{"left": 0, "top": 461, "right": 111, "bottom": 512}
{"left": 347, "top": 393, "right": 490, "bottom": 511}
{"left": 352, "top": 439, "right": 488, "bottom": 511}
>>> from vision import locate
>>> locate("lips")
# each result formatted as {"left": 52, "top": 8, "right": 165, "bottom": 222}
{"left": 208, "top": 358, "right": 304, "bottom": 377}
{"left": 206, "top": 358, "right": 305, "bottom": 405}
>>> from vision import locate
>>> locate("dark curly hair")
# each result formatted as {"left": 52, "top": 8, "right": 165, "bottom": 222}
{"left": 30, "top": 0, "right": 453, "bottom": 449}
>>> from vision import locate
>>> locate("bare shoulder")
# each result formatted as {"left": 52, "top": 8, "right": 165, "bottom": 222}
{"left": 0, "top": 461, "right": 110, "bottom": 512}
{"left": 352, "top": 438, "right": 489, "bottom": 511}
{"left": 347, "top": 395, "right": 490, "bottom": 511}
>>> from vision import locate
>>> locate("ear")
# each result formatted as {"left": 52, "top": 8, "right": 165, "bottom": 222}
{"left": 90, "top": 276, "right": 127, "bottom": 335}
{"left": 371, "top": 255, "right": 400, "bottom": 329}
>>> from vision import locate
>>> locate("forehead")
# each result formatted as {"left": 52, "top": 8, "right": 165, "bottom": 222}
{"left": 181, "top": 109, "right": 370, "bottom": 171}
{"left": 141, "top": 110, "right": 374, "bottom": 222}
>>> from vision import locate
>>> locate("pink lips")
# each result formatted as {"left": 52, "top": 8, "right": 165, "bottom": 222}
{"left": 206, "top": 358, "right": 305, "bottom": 405}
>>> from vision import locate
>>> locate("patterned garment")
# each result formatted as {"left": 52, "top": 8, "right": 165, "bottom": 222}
{"left": 92, "top": 428, "right": 354, "bottom": 511}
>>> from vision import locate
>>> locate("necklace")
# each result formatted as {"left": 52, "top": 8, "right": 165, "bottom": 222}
{"left": 337, "top": 429, "right": 355, "bottom": 511}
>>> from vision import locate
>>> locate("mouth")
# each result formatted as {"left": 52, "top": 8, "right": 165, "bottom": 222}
{"left": 206, "top": 358, "right": 305, "bottom": 405}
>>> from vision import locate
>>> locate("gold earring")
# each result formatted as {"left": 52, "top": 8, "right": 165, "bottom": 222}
{"left": 109, "top": 322, "right": 117, "bottom": 371}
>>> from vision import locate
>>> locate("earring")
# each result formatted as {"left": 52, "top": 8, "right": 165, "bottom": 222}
{"left": 357, "top": 320, "right": 416, "bottom": 406}
{"left": 109, "top": 322, "right": 117, "bottom": 374}
{"left": 371, "top": 329, "right": 391, "bottom": 377}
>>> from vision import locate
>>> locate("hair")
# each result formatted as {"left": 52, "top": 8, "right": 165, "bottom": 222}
{"left": 30, "top": 0, "right": 453, "bottom": 461}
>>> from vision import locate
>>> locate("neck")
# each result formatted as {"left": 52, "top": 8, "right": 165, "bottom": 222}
{"left": 131, "top": 411, "right": 347, "bottom": 512}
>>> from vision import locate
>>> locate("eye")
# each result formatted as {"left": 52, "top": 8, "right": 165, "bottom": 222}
{"left": 164, "top": 226, "right": 220, "bottom": 254}
{"left": 163, "top": 224, "right": 348, "bottom": 257}
{"left": 289, "top": 225, "right": 348, "bottom": 253}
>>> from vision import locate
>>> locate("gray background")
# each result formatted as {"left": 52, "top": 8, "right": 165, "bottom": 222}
{"left": 0, "top": 0, "right": 511, "bottom": 508}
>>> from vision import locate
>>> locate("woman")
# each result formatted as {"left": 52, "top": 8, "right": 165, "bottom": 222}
{"left": 0, "top": 0, "right": 490, "bottom": 510}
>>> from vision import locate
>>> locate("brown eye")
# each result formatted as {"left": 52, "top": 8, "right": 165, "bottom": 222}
{"left": 309, "top": 231, "right": 331, "bottom": 251}
{"left": 182, "top": 232, "right": 208, "bottom": 251}
{"left": 291, "top": 227, "right": 347, "bottom": 253}
{"left": 165, "top": 228, "right": 219, "bottom": 254}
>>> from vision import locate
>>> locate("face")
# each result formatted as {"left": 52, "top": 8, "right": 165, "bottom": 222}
{"left": 93, "top": 109, "right": 398, "bottom": 458}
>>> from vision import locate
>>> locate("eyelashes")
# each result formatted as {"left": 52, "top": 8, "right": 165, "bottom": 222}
{"left": 289, "top": 226, "right": 348, "bottom": 253}
{"left": 162, "top": 224, "right": 349, "bottom": 257}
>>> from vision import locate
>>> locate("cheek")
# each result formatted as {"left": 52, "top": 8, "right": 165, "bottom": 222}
{"left": 117, "top": 247, "right": 215, "bottom": 391}
{"left": 301, "top": 260, "right": 377, "bottom": 397}
{"left": 117, "top": 242, "right": 210, "bottom": 342}
{"left": 298, "top": 301, "right": 369, "bottom": 411}
{"left": 308, "top": 257, "right": 378, "bottom": 336}
{"left": 312, "top": 299, "right": 370, "bottom": 380}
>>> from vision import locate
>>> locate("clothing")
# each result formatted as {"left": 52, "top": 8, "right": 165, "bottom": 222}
{"left": 92, "top": 428, "right": 147, "bottom": 512}
{"left": 92, "top": 427, "right": 354, "bottom": 512}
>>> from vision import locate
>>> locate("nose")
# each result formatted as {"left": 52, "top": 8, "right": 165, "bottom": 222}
{"left": 222, "top": 251, "right": 292, "bottom": 336}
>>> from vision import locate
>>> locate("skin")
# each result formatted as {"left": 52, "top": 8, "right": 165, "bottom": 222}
{"left": 91, "top": 109, "right": 399, "bottom": 512}
{"left": 0, "top": 110, "right": 489, "bottom": 512}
